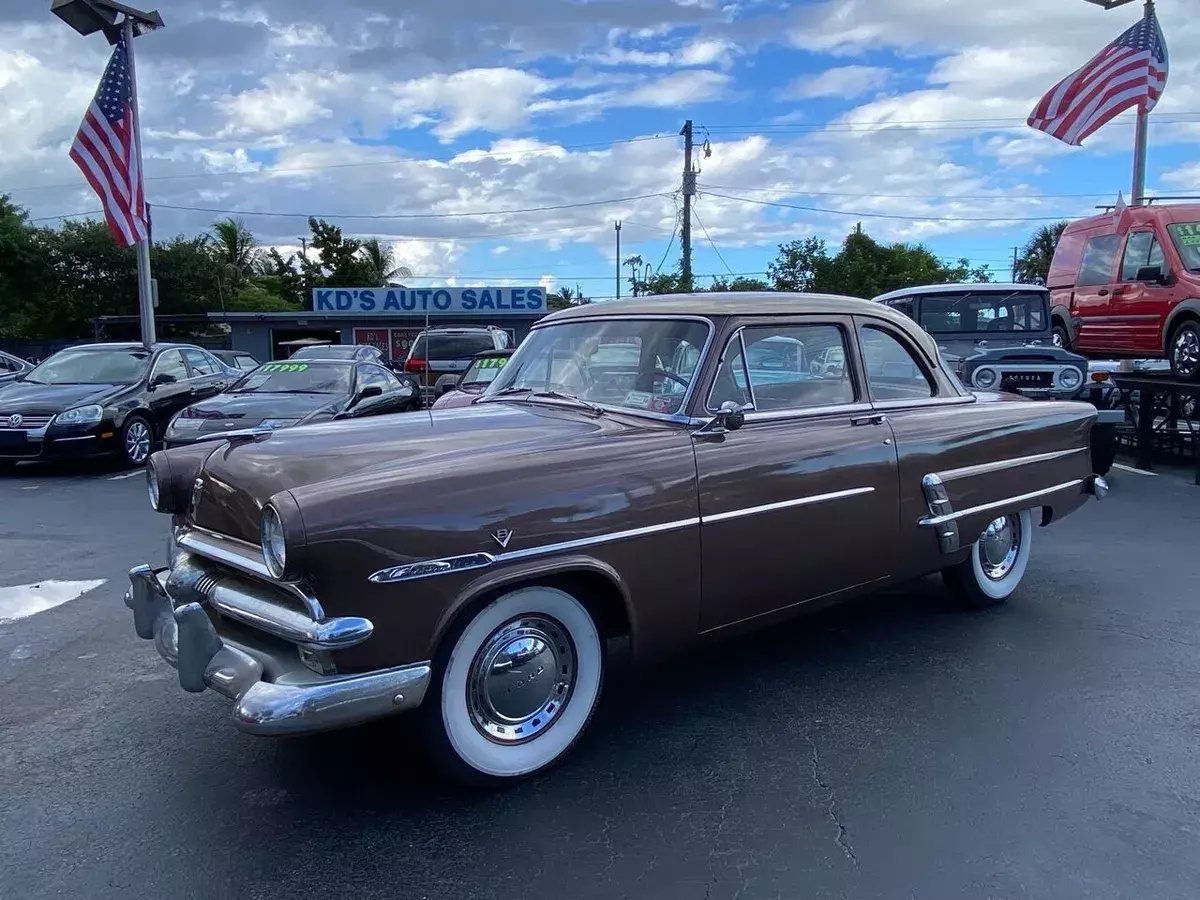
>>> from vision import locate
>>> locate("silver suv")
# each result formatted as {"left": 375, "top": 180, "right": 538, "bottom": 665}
{"left": 403, "top": 326, "right": 511, "bottom": 400}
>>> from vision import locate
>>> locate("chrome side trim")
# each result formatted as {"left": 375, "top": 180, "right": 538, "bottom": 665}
{"left": 368, "top": 488, "right": 877, "bottom": 584}
{"left": 742, "top": 402, "right": 874, "bottom": 424}
{"left": 869, "top": 395, "right": 977, "bottom": 411}
{"left": 934, "top": 447, "right": 1085, "bottom": 482}
{"left": 702, "top": 486, "right": 875, "bottom": 524}
{"left": 921, "top": 474, "right": 960, "bottom": 553}
{"left": 919, "top": 479, "right": 1085, "bottom": 528}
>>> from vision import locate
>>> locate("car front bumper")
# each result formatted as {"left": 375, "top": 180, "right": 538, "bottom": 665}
{"left": 0, "top": 423, "right": 122, "bottom": 461}
{"left": 124, "top": 563, "right": 431, "bottom": 736}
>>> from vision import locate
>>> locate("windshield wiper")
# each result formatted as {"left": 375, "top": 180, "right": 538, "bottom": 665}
{"left": 485, "top": 386, "right": 604, "bottom": 415}
{"left": 488, "top": 386, "right": 534, "bottom": 398}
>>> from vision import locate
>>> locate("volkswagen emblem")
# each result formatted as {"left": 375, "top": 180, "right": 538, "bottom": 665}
{"left": 6, "top": 414, "right": 21, "bottom": 428}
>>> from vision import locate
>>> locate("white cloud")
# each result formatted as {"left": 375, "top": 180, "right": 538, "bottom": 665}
{"left": 1163, "top": 163, "right": 1200, "bottom": 189}
{"left": 782, "top": 65, "right": 891, "bottom": 100}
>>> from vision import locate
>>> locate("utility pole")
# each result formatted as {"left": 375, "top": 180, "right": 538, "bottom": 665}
{"left": 1011, "top": 246, "right": 1020, "bottom": 283}
{"left": 680, "top": 120, "right": 695, "bottom": 287}
{"left": 614, "top": 221, "right": 621, "bottom": 299}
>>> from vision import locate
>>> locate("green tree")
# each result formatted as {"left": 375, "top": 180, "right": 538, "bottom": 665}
{"left": 206, "top": 217, "right": 258, "bottom": 285}
{"left": 37, "top": 219, "right": 137, "bottom": 338}
{"left": 547, "top": 286, "right": 590, "bottom": 310}
{"left": 1014, "top": 222, "right": 1069, "bottom": 285}
{"left": 767, "top": 236, "right": 828, "bottom": 292}
{"left": 0, "top": 195, "right": 53, "bottom": 338}
{"left": 709, "top": 276, "right": 771, "bottom": 292}
{"left": 307, "top": 217, "right": 373, "bottom": 287}
{"left": 359, "top": 237, "right": 409, "bottom": 286}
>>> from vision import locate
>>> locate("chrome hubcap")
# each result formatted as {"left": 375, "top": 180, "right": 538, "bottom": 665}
{"left": 979, "top": 514, "right": 1021, "bottom": 581}
{"left": 1172, "top": 329, "right": 1200, "bottom": 376}
{"left": 467, "top": 615, "right": 575, "bottom": 745}
{"left": 1052, "top": 331, "right": 1064, "bottom": 348}
{"left": 125, "top": 421, "right": 150, "bottom": 463}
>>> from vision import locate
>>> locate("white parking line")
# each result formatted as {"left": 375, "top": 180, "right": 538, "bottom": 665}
{"left": 108, "top": 471, "right": 143, "bottom": 481}
{"left": 1112, "top": 463, "right": 1157, "bottom": 477}
{"left": 0, "top": 579, "right": 107, "bottom": 624}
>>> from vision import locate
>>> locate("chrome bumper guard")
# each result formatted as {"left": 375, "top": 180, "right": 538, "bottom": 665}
{"left": 125, "top": 564, "right": 431, "bottom": 736}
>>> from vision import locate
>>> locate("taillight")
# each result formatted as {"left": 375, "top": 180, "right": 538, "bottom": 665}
{"left": 404, "top": 358, "right": 427, "bottom": 373}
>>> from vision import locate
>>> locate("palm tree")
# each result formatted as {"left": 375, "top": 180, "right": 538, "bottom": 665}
{"left": 359, "top": 237, "right": 410, "bottom": 286}
{"left": 207, "top": 217, "right": 257, "bottom": 284}
{"left": 1014, "top": 222, "right": 1069, "bottom": 285}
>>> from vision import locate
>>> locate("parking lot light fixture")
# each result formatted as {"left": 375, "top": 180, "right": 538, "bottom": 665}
{"left": 50, "top": 0, "right": 162, "bottom": 42}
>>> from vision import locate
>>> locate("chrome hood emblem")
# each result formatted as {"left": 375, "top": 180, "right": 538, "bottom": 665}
{"left": 492, "top": 528, "right": 513, "bottom": 549}
{"left": 6, "top": 414, "right": 21, "bottom": 428}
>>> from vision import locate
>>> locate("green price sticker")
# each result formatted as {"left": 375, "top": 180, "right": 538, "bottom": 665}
{"left": 476, "top": 357, "right": 508, "bottom": 369}
{"left": 260, "top": 362, "right": 309, "bottom": 372}
{"left": 1174, "top": 223, "right": 1200, "bottom": 246}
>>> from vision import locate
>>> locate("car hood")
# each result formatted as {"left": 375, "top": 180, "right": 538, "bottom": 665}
{"left": 188, "top": 401, "right": 641, "bottom": 542}
{"left": 0, "top": 380, "right": 125, "bottom": 415}
{"left": 430, "top": 388, "right": 481, "bottom": 410}
{"left": 181, "top": 391, "right": 341, "bottom": 423}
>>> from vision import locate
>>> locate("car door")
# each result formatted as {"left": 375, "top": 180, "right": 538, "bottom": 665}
{"left": 1111, "top": 229, "right": 1173, "bottom": 355}
{"left": 1071, "top": 233, "right": 1123, "bottom": 353}
{"left": 693, "top": 317, "right": 901, "bottom": 633}
{"left": 145, "top": 350, "right": 194, "bottom": 433}
{"left": 182, "top": 349, "right": 234, "bottom": 400}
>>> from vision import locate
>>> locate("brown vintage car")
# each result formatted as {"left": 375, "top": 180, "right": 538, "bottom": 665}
{"left": 127, "top": 292, "right": 1108, "bottom": 784}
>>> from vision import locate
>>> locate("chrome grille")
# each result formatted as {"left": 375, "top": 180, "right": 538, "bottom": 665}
{"left": 0, "top": 414, "right": 52, "bottom": 429}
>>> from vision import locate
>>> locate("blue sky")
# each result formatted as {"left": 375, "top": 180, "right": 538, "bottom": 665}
{"left": 3, "top": 0, "right": 1198, "bottom": 299}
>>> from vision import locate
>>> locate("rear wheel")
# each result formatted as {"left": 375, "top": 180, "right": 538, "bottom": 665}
{"left": 1168, "top": 320, "right": 1200, "bottom": 382}
{"left": 423, "top": 585, "right": 605, "bottom": 786}
{"left": 943, "top": 509, "right": 1034, "bottom": 609}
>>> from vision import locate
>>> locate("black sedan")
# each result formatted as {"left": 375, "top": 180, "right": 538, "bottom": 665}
{"left": 0, "top": 342, "right": 237, "bottom": 470}
{"left": 0, "top": 351, "right": 32, "bottom": 385}
{"left": 162, "top": 358, "right": 416, "bottom": 448}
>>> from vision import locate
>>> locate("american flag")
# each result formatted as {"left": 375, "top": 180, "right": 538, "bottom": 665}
{"left": 1027, "top": 11, "right": 1168, "bottom": 147}
{"left": 69, "top": 36, "right": 148, "bottom": 247}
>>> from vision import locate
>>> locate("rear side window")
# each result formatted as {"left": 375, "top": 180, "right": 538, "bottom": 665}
{"left": 885, "top": 298, "right": 914, "bottom": 319}
{"left": 183, "top": 349, "right": 218, "bottom": 376}
{"left": 1119, "top": 231, "right": 1166, "bottom": 281}
{"left": 859, "top": 326, "right": 935, "bottom": 401}
{"left": 1077, "top": 235, "right": 1121, "bottom": 286}
{"left": 414, "top": 334, "right": 496, "bottom": 359}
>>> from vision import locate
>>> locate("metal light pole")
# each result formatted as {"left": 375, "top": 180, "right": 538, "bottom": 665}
{"left": 1083, "top": 0, "right": 1156, "bottom": 206}
{"left": 51, "top": 0, "right": 163, "bottom": 345}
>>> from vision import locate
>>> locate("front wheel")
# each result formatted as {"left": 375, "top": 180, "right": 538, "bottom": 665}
{"left": 1052, "top": 323, "right": 1071, "bottom": 350}
{"left": 120, "top": 414, "right": 153, "bottom": 467}
{"left": 423, "top": 586, "right": 605, "bottom": 786}
{"left": 1168, "top": 320, "right": 1200, "bottom": 382}
{"left": 943, "top": 508, "right": 1035, "bottom": 608}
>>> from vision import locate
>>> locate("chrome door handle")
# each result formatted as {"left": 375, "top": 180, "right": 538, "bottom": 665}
{"left": 850, "top": 414, "right": 888, "bottom": 426}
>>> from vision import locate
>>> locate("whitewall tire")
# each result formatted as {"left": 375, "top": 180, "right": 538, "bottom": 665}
{"left": 424, "top": 586, "right": 604, "bottom": 785}
{"left": 943, "top": 508, "right": 1035, "bottom": 608}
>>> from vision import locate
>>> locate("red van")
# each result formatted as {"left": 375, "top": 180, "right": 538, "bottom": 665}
{"left": 1047, "top": 203, "right": 1200, "bottom": 381}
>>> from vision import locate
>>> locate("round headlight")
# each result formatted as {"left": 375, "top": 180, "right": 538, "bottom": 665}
{"left": 1058, "top": 367, "right": 1083, "bottom": 390}
{"left": 260, "top": 504, "right": 287, "bottom": 579}
{"left": 147, "top": 459, "right": 161, "bottom": 511}
{"left": 974, "top": 367, "right": 998, "bottom": 389}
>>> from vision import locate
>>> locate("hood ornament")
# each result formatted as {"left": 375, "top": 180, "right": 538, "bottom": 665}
{"left": 492, "top": 528, "right": 513, "bottom": 549}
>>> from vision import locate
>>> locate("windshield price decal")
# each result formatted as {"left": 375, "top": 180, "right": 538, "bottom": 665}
{"left": 260, "top": 362, "right": 309, "bottom": 372}
{"left": 475, "top": 357, "right": 508, "bottom": 369}
{"left": 1175, "top": 223, "right": 1200, "bottom": 246}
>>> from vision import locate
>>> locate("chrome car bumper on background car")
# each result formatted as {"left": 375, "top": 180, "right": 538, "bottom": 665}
{"left": 124, "top": 552, "right": 431, "bottom": 736}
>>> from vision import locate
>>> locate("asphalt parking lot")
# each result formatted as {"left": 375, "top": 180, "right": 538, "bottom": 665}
{"left": 2, "top": 462, "right": 1199, "bottom": 900}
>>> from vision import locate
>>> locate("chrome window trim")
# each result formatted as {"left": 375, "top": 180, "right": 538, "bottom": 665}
{"left": 368, "top": 487, "right": 876, "bottom": 584}
{"left": 918, "top": 478, "right": 1085, "bottom": 528}
{"left": 482, "top": 314, "right": 716, "bottom": 423}
{"left": 737, "top": 328, "right": 757, "bottom": 412}
{"left": 742, "top": 402, "right": 875, "bottom": 425}
{"left": 869, "top": 396, "right": 977, "bottom": 411}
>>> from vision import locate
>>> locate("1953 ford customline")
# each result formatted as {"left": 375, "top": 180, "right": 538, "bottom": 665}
{"left": 126, "top": 292, "right": 1108, "bottom": 784}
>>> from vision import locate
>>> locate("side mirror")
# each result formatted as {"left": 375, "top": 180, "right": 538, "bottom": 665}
{"left": 717, "top": 400, "right": 746, "bottom": 431}
{"left": 1136, "top": 265, "right": 1168, "bottom": 285}
{"left": 439, "top": 381, "right": 456, "bottom": 395}
{"left": 151, "top": 372, "right": 177, "bottom": 387}
{"left": 354, "top": 384, "right": 383, "bottom": 404}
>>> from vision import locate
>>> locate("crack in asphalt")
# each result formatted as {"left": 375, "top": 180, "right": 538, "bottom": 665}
{"left": 806, "top": 728, "right": 858, "bottom": 866}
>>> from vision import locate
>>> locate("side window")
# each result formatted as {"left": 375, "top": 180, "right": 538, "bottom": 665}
{"left": 357, "top": 365, "right": 391, "bottom": 390}
{"left": 1119, "top": 231, "right": 1165, "bottom": 281}
{"left": 1077, "top": 234, "right": 1121, "bottom": 286}
{"left": 183, "top": 349, "right": 218, "bottom": 376}
{"left": 708, "top": 324, "right": 855, "bottom": 413}
{"left": 860, "top": 326, "right": 935, "bottom": 402}
{"left": 152, "top": 350, "right": 189, "bottom": 383}
{"left": 0, "top": 355, "right": 17, "bottom": 373}
{"left": 886, "top": 298, "right": 914, "bottom": 319}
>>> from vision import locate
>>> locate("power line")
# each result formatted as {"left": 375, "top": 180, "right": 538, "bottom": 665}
{"left": 700, "top": 113, "right": 1200, "bottom": 135}
{"left": 699, "top": 189, "right": 1080, "bottom": 224}
{"left": 6, "top": 134, "right": 678, "bottom": 195}
{"left": 697, "top": 182, "right": 1118, "bottom": 202}
{"left": 701, "top": 113, "right": 1200, "bottom": 129}
{"left": 655, "top": 196, "right": 681, "bottom": 273}
{"left": 692, "top": 207, "right": 735, "bottom": 276}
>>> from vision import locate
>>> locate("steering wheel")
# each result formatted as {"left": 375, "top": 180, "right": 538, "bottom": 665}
{"left": 638, "top": 369, "right": 690, "bottom": 391}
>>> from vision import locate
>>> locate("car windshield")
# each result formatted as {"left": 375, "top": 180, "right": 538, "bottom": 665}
{"left": 482, "top": 318, "right": 709, "bottom": 416}
{"left": 23, "top": 348, "right": 150, "bottom": 385}
{"left": 460, "top": 355, "right": 511, "bottom": 386}
{"left": 231, "top": 361, "right": 352, "bottom": 394}
{"left": 1167, "top": 223, "right": 1200, "bottom": 272}
{"left": 288, "top": 345, "right": 345, "bottom": 358}
{"left": 918, "top": 291, "right": 1047, "bottom": 334}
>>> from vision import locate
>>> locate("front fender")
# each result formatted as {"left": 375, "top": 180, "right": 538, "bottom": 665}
{"left": 1163, "top": 298, "right": 1200, "bottom": 350}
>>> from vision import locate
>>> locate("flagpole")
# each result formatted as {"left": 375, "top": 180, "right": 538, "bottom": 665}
{"left": 1130, "top": 0, "right": 1155, "bottom": 206}
{"left": 123, "top": 15, "right": 156, "bottom": 347}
